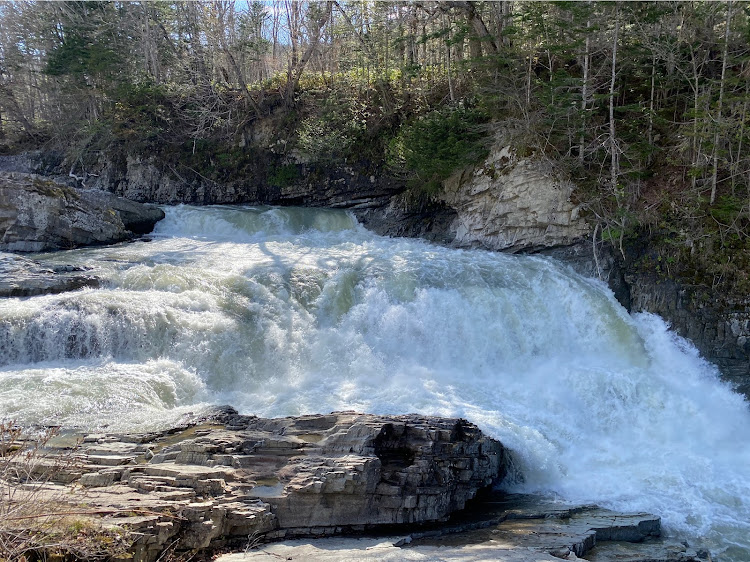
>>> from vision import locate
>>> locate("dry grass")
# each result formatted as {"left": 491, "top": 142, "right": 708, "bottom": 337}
{"left": 0, "top": 422, "right": 131, "bottom": 562}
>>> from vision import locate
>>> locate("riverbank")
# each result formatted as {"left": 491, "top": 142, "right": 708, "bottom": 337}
{"left": 3, "top": 407, "right": 705, "bottom": 562}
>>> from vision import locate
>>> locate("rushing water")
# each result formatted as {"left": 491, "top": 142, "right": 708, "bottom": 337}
{"left": 1, "top": 205, "right": 749, "bottom": 559}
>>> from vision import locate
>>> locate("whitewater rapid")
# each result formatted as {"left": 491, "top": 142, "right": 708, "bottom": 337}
{"left": 1, "top": 205, "right": 749, "bottom": 558}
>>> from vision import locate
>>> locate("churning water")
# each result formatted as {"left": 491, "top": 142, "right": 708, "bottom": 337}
{"left": 1, "top": 205, "right": 749, "bottom": 558}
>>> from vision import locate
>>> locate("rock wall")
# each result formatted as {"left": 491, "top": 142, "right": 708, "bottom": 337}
{"left": 85, "top": 152, "right": 402, "bottom": 209}
{"left": 358, "top": 139, "right": 590, "bottom": 254}
{"left": 442, "top": 142, "right": 589, "bottom": 252}
{"left": 625, "top": 272, "right": 750, "bottom": 396}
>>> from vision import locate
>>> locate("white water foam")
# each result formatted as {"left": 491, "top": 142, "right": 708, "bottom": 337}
{"left": 2, "top": 205, "right": 749, "bottom": 558}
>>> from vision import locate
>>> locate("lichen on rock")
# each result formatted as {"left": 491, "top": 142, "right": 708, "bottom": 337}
{"left": 0, "top": 171, "right": 164, "bottom": 253}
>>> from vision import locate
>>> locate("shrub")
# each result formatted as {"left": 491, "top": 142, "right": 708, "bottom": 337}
{"left": 387, "top": 106, "right": 490, "bottom": 194}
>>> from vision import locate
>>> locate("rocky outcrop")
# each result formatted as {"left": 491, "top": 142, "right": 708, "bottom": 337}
{"left": 0, "top": 172, "right": 164, "bottom": 252}
{"left": 441, "top": 142, "right": 589, "bottom": 252}
{"left": 625, "top": 272, "right": 750, "bottom": 396}
{"left": 0, "top": 253, "right": 99, "bottom": 297}
{"left": 219, "top": 494, "right": 701, "bottom": 562}
{"left": 86, "top": 153, "right": 402, "bottom": 208}
{"left": 17, "top": 409, "right": 507, "bottom": 561}
{"left": 357, "top": 136, "right": 589, "bottom": 253}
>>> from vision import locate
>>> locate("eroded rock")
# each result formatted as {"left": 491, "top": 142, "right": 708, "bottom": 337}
{"left": 0, "top": 171, "right": 164, "bottom": 252}
{"left": 15, "top": 409, "right": 508, "bottom": 561}
{"left": 216, "top": 494, "right": 693, "bottom": 562}
{"left": 442, "top": 141, "right": 589, "bottom": 252}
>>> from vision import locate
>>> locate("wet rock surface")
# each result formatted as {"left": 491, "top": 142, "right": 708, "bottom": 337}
{"left": 18, "top": 408, "right": 508, "bottom": 561}
{"left": 624, "top": 271, "right": 750, "bottom": 397}
{"left": 217, "top": 493, "right": 700, "bottom": 562}
{"left": 0, "top": 253, "right": 99, "bottom": 297}
{"left": 0, "top": 171, "right": 164, "bottom": 252}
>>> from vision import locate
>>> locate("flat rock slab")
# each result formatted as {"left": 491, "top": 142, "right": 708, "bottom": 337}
{"left": 0, "top": 253, "right": 99, "bottom": 297}
{"left": 218, "top": 536, "right": 567, "bottom": 561}
{"left": 217, "top": 499, "right": 698, "bottom": 562}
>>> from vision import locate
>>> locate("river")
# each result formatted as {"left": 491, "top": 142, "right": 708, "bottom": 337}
{"left": 1, "top": 205, "right": 749, "bottom": 559}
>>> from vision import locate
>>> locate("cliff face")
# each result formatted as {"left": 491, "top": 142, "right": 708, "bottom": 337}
{"left": 356, "top": 138, "right": 590, "bottom": 254}
{"left": 86, "top": 153, "right": 402, "bottom": 209}
{"left": 441, "top": 142, "right": 589, "bottom": 252}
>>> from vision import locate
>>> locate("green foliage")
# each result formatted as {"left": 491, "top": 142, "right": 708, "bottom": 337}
{"left": 46, "top": 33, "right": 121, "bottom": 80}
{"left": 296, "top": 88, "right": 369, "bottom": 163}
{"left": 110, "top": 82, "right": 173, "bottom": 146}
{"left": 710, "top": 195, "right": 743, "bottom": 225}
{"left": 268, "top": 163, "right": 300, "bottom": 188}
{"left": 388, "top": 106, "right": 490, "bottom": 194}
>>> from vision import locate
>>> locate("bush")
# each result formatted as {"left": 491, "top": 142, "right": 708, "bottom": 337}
{"left": 296, "top": 88, "right": 369, "bottom": 163}
{"left": 387, "top": 106, "right": 490, "bottom": 194}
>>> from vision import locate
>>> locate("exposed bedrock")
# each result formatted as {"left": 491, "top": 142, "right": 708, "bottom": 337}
{"left": 0, "top": 171, "right": 164, "bottom": 253}
{"left": 18, "top": 409, "right": 509, "bottom": 561}
{"left": 0, "top": 253, "right": 99, "bottom": 297}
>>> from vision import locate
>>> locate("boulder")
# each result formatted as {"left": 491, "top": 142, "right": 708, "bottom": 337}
{"left": 0, "top": 171, "right": 164, "bottom": 252}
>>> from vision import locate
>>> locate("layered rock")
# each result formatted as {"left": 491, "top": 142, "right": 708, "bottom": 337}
{"left": 86, "top": 153, "right": 402, "bottom": 208}
{"left": 357, "top": 134, "right": 589, "bottom": 253}
{"left": 15, "top": 409, "right": 508, "bottom": 561}
{"left": 441, "top": 142, "right": 589, "bottom": 252}
{"left": 0, "top": 172, "right": 164, "bottom": 252}
{"left": 218, "top": 494, "right": 696, "bottom": 562}
{"left": 625, "top": 272, "right": 750, "bottom": 396}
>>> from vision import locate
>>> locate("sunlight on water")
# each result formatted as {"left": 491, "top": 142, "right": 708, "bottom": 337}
{"left": 1, "top": 204, "right": 749, "bottom": 559}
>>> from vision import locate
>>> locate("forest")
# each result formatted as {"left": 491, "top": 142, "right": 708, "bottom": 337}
{"left": 1, "top": 0, "right": 749, "bottom": 295}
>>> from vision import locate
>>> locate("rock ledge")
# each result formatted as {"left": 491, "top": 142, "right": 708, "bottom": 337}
{"left": 0, "top": 171, "right": 164, "bottom": 252}
{"left": 13, "top": 408, "right": 508, "bottom": 561}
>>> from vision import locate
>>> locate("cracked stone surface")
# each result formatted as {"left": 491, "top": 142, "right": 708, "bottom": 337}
{"left": 11, "top": 408, "right": 508, "bottom": 561}
{"left": 442, "top": 140, "right": 589, "bottom": 253}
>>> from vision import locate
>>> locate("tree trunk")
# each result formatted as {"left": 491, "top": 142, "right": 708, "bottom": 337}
{"left": 609, "top": 4, "right": 620, "bottom": 192}
{"left": 711, "top": 0, "right": 732, "bottom": 205}
{"left": 578, "top": 14, "right": 590, "bottom": 163}
{"left": 285, "top": 2, "right": 333, "bottom": 104}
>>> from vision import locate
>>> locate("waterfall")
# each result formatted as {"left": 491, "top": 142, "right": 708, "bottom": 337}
{"left": 1, "top": 204, "right": 748, "bottom": 558}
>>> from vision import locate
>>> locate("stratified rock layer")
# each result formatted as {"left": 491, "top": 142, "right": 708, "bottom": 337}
{"left": 442, "top": 141, "right": 589, "bottom": 252}
{"left": 22, "top": 409, "right": 508, "bottom": 561}
{"left": 217, "top": 494, "right": 689, "bottom": 562}
{"left": 0, "top": 171, "right": 164, "bottom": 252}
